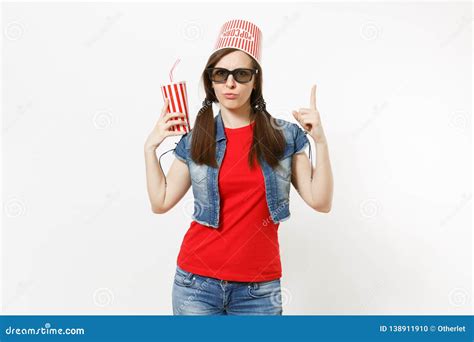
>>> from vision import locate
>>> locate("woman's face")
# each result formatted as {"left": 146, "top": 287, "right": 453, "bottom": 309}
{"left": 212, "top": 50, "right": 256, "bottom": 112}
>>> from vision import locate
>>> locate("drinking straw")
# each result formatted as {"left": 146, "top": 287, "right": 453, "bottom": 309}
{"left": 169, "top": 58, "right": 181, "bottom": 83}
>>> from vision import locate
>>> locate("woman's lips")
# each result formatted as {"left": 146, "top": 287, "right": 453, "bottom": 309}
{"left": 224, "top": 94, "right": 238, "bottom": 100}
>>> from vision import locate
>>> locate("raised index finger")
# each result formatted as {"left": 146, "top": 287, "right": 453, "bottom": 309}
{"left": 310, "top": 84, "right": 317, "bottom": 110}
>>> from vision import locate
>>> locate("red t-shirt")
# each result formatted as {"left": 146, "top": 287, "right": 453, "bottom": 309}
{"left": 176, "top": 120, "right": 282, "bottom": 282}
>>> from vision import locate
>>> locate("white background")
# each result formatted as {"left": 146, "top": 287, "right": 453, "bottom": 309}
{"left": 1, "top": 1, "right": 472, "bottom": 315}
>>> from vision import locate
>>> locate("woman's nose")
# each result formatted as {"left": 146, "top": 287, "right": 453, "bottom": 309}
{"left": 225, "top": 74, "right": 236, "bottom": 88}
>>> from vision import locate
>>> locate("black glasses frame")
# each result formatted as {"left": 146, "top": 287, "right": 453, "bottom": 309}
{"left": 206, "top": 67, "right": 259, "bottom": 84}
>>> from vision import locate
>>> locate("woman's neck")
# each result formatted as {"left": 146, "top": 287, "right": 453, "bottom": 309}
{"left": 220, "top": 104, "right": 253, "bottom": 129}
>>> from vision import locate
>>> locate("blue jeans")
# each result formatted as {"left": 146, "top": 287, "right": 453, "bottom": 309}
{"left": 172, "top": 265, "right": 283, "bottom": 315}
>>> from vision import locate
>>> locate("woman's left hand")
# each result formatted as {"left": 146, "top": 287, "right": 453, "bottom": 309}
{"left": 292, "top": 84, "right": 327, "bottom": 144}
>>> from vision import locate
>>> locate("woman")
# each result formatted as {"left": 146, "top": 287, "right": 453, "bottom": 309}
{"left": 144, "top": 19, "right": 333, "bottom": 315}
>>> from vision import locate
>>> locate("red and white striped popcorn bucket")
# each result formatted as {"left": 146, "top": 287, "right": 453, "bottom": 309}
{"left": 212, "top": 19, "right": 262, "bottom": 68}
{"left": 160, "top": 80, "right": 191, "bottom": 133}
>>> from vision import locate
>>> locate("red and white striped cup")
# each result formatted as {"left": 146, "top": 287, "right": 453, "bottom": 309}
{"left": 160, "top": 80, "right": 191, "bottom": 133}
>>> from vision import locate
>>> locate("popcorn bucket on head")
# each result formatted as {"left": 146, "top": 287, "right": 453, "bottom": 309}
{"left": 160, "top": 80, "right": 191, "bottom": 132}
{"left": 212, "top": 19, "right": 263, "bottom": 68}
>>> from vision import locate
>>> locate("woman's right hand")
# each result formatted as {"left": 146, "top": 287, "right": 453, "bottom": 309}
{"left": 144, "top": 98, "right": 188, "bottom": 152}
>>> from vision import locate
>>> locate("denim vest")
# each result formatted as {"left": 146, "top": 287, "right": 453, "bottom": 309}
{"left": 172, "top": 110, "right": 310, "bottom": 228}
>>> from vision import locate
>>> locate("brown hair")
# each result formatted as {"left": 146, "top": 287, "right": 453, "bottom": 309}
{"left": 190, "top": 48, "right": 286, "bottom": 169}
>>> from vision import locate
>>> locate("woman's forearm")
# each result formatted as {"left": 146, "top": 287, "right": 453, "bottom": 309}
{"left": 144, "top": 146, "right": 167, "bottom": 213}
{"left": 310, "top": 141, "right": 333, "bottom": 212}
